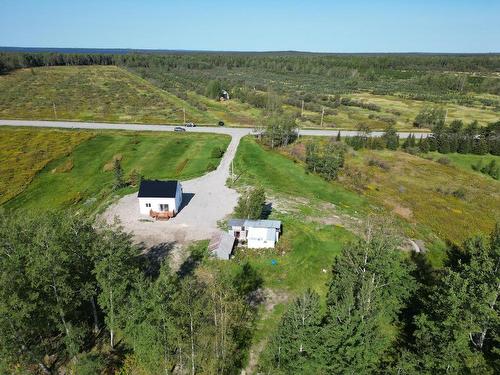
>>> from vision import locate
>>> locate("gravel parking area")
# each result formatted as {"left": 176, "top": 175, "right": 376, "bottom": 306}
{"left": 102, "top": 132, "right": 243, "bottom": 250}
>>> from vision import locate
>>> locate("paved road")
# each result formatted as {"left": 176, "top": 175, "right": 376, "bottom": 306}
{"left": 0, "top": 119, "right": 429, "bottom": 138}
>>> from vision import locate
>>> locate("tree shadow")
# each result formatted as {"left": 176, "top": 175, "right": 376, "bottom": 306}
{"left": 141, "top": 241, "right": 177, "bottom": 278}
{"left": 178, "top": 192, "right": 195, "bottom": 213}
{"left": 397, "top": 251, "right": 439, "bottom": 347}
{"left": 261, "top": 202, "right": 273, "bottom": 219}
{"left": 176, "top": 244, "right": 206, "bottom": 279}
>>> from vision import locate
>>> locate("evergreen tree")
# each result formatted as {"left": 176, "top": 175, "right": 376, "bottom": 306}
{"left": 234, "top": 186, "right": 266, "bottom": 219}
{"left": 113, "top": 159, "right": 125, "bottom": 190}
{"left": 321, "top": 220, "right": 414, "bottom": 374}
{"left": 404, "top": 225, "right": 500, "bottom": 374}
{"left": 418, "top": 136, "right": 430, "bottom": 153}
{"left": 267, "top": 290, "right": 322, "bottom": 373}
{"left": 382, "top": 125, "right": 399, "bottom": 150}
{"left": 336, "top": 131, "right": 341, "bottom": 142}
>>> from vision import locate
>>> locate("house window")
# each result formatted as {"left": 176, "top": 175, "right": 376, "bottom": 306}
{"left": 159, "top": 204, "right": 169, "bottom": 212}
{"left": 145, "top": 203, "right": 151, "bottom": 208}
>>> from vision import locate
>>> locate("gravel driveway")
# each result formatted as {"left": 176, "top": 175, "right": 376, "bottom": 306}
{"left": 102, "top": 132, "right": 243, "bottom": 249}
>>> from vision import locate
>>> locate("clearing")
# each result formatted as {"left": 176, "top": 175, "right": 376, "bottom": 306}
{"left": 0, "top": 66, "right": 217, "bottom": 124}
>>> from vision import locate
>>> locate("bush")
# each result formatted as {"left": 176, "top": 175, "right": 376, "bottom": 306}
{"left": 437, "top": 157, "right": 451, "bottom": 165}
{"left": 452, "top": 187, "right": 467, "bottom": 200}
{"left": 367, "top": 157, "right": 390, "bottom": 171}
{"left": 234, "top": 186, "right": 266, "bottom": 219}
{"left": 211, "top": 147, "right": 225, "bottom": 158}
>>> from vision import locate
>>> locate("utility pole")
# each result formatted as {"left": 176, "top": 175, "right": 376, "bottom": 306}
{"left": 52, "top": 102, "right": 57, "bottom": 119}
{"left": 301, "top": 100, "right": 304, "bottom": 117}
{"left": 444, "top": 108, "right": 448, "bottom": 125}
{"left": 183, "top": 108, "right": 186, "bottom": 124}
{"left": 320, "top": 106, "right": 325, "bottom": 127}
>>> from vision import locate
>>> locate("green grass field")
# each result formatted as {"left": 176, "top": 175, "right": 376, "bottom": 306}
{"left": 425, "top": 152, "right": 500, "bottom": 177}
{"left": 0, "top": 127, "right": 94, "bottom": 205}
{"left": 0, "top": 66, "right": 218, "bottom": 124}
{"left": 3, "top": 129, "right": 230, "bottom": 212}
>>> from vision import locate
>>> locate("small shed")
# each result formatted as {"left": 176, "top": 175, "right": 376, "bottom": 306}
{"left": 228, "top": 219, "right": 282, "bottom": 249}
{"left": 209, "top": 232, "right": 236, "bottom": 260}
{"left": 137, "top": 180, "right": 183, "bottom": 218}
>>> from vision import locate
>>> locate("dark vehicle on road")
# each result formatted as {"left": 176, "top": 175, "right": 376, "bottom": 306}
{"left": 174, "top": 126, "right": 186, "bottom": 132}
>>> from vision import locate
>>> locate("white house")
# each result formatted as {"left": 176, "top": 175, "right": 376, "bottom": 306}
{"left": 228, "top": 219, "right": 281, "bottom": 249}
{"left": 138, "top": 180, "right": 183, "bottom": 217}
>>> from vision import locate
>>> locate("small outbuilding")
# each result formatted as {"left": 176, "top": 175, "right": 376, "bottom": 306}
{"left": 208, "top": 232, "right": 236, "bottom": 260}
{"left": 228, "top": 219, "right": 282, "bottom": 249}
{"left": 138, "top": 180, "right": 183, "bottom": 219}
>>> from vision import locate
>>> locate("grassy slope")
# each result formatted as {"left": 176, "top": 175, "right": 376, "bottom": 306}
{"left": 343, "top": 149, "right": 500, "bottom": 244}
{"left": 426, "top": 152, "right": 500, "bottom": 176}
{"left": 4, "top": 130, "right": 230, "bottom": 212}
{"left": 217, "top": 136, "right": 368, "bottom": 355}
{"left": 0, "top": 127, "right": 94, "bottom": 204}
{"left": 0, "top": 66, "right": 217, "bottom": 124}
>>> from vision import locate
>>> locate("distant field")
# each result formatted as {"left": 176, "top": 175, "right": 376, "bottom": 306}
{"left": 341, "top": 149, "right": 500, "bottom": 243}
{"left": 1, "top": 65, "right": 497, "bottom": 130}
{"left": 0, "top": 66, "right": 218, "bottom": 124}
{"left": 3, "top": 129, "right": 230, "bottom": 212}
{"left": 0, "top": 127, "right": 94, "bottom": 204}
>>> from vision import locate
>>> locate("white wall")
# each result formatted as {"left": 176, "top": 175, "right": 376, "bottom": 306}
{"left": 247, "top": 227, "right": 276, "bottom": 249}
{"left": 138, "top": 197, "right": 177, "bottom": 215}
{"left": 138, "top": 183, "right": 183, "bottom": 216}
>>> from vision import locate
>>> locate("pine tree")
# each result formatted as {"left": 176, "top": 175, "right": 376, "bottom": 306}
{"left": 321, "top": 219, "right": 414, "bottom": 374}
{"left": 382, "top": 125, "right": 399, "bottom": 150}
{"left": 113, "top": 159, "right": 125, "bottom": 190}
{"left": 267, "top": 290, "right": 322, "bottom": 373}
{"left": 406, "top": 225, "right": 500, "bottom": 374}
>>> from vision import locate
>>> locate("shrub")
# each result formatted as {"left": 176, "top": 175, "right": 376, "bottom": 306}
{"left": 367, "top": 157, "right": 390, "bottom": 171}
{"left": 211, "top": 147, "right": 225, "bottom": 158}
{"left": 437, "top": 157, "right": 451, "bottom": 165}
{"left": 452, "top": 187, "right": 467, "bottom": 200}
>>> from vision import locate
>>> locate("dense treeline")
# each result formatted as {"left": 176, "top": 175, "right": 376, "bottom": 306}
{"left": 0, "top": 211, "right": 257, "bottom": 374}
{"left": 1, "top": 52, "right": 500, "bottom": 98}
{"left": 346, "top": 121, "right": 500, "bottom": 157}
{"left": 261, "top": 220, "right": 500, "bottom": 374}
{"left": 2, "top": 51, "right": 499, "bottom": 74}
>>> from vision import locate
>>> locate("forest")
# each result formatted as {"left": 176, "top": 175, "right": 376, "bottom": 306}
{"left": 1, "top": 211, "right": 498, "bottom": 374}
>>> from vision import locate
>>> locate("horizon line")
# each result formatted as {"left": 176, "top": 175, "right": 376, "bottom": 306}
{"left": 1, "top": 46, "right": 499, "bottom": 55}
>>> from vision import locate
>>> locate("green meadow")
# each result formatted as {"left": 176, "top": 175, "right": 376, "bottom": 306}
{"left": 3, "top": 129, "right": 230, "bottom": 212}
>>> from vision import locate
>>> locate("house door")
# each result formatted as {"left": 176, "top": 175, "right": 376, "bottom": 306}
{"left": 159, "top": 204, "right": 169, "bottom": 212}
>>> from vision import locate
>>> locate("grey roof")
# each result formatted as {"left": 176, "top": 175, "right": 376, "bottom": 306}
{"left": 228, "top": 218, "right": 246, "bottom": 227}
{"left": 208, "top": 232, "right": 235, "bottom": 260}
{"left": 228, "top": 219, "right": 281, "bottom": 232}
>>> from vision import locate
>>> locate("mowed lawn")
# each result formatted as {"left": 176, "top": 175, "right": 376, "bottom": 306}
{"left": 0, "top": 66, "right": 218, "bottom": 124}
{"left": 0, "top": 127, "right": 94, "bottom": 205}
{"left": 3, "top": 130, "right": 230, "bottom": 212}
{"left": 343, "top": 149, "right": 500, "bottom": 244}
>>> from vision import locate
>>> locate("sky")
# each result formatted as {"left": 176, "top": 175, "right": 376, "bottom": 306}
{"left": 1, "top": 0, "right": 499, "bottom": 53}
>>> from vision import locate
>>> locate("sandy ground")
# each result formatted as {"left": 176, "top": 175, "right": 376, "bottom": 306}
{"left": 103, "top": 133, "right": 243, "bottom": 255}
